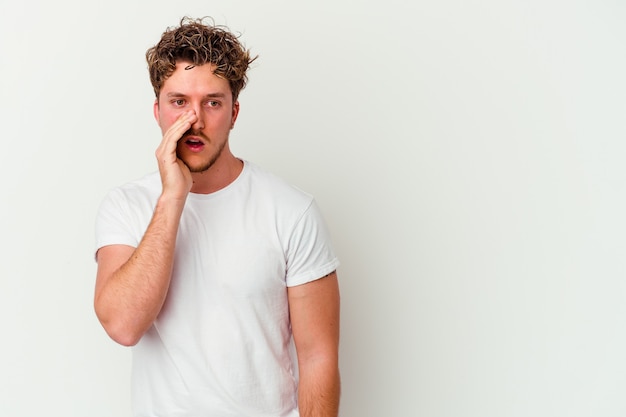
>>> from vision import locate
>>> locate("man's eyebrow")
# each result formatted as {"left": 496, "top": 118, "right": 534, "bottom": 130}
{"left": 203, "top": 92, "right": 227, "bottom": 98}
{"left": 165, "top": 92, "right": 227, "bottom": 98}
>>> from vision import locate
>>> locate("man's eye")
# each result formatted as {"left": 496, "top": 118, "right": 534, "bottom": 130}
{"left": 174, "top": 99, "right": 185, "bottom": 106}
{"left": 207, "top": 101, "right": 219, "bottom": 107}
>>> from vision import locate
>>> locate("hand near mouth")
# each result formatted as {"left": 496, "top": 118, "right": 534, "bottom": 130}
{"left": 155, "top": 110, "right": 197, "bottom": 201}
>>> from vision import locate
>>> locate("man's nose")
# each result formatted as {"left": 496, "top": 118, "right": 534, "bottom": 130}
{"left": 191, "top": 105, "right": 205, "bottom": 130}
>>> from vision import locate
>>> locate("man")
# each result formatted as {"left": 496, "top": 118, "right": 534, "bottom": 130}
{"left": 94, "top": 17, "right": 340, "bottom": 417}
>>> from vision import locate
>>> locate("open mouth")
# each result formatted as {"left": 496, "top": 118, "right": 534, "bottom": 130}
{"left": 184, "top": 138, "right": 204, "bottom": 151}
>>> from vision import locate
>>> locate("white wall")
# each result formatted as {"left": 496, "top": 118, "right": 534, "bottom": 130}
{"left": 1, "top": 1, "right": 624, "bottom": 416}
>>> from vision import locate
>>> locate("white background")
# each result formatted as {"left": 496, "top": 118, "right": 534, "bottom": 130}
{"left": 1, "top": 0, "right": 625, "bottom": 416}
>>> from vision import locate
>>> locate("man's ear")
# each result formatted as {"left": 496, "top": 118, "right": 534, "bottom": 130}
{"left": 153, "top": 99, "right": 160, "bottom": 123}
{"left": 231, "top": 101, "right": 240, "bottom": 129}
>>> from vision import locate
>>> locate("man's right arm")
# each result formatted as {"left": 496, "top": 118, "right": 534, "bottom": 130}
{"left": 94, "top": 195, "right": 185, "bottom": 346}
{"left": 94, "top": 110, "right": 197, "bottom": 346}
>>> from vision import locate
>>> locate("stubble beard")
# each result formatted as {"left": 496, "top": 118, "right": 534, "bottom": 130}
{"left": 176, "top": 135, "right": 228, "bottom": 173}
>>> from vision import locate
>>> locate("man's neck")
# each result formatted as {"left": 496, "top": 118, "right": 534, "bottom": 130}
{"left": 189, "top": 155, "right": 243, "bottom": 194}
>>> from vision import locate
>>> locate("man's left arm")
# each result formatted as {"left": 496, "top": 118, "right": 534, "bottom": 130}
{"left": 288, "top": 271, "right": 341, "bottom": 417}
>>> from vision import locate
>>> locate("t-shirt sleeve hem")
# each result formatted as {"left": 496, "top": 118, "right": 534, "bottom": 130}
{"left": 94, "top": 236, "right": 138, "bottom": 261}
{"left": 286, "top": 258, "right": 340, "bottom": 287}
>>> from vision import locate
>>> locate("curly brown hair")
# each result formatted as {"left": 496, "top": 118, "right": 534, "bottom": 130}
{"left": 146, "top": 16, "right": 257, "bottom": 102}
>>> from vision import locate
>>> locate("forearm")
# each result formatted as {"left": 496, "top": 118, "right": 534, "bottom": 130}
{"left": 298, "top": 358, "right": 341, "bottom": 417}
{"left": 95, "top": 195, "right": 185, "bottom": 345}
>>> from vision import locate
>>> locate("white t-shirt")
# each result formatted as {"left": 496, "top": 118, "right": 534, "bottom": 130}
{"left": 95, "top": 161, "right": 339, "bottom": 417}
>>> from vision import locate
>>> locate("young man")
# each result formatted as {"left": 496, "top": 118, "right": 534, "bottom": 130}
{"left": 94, "top": 17, "right": 340, "bottom": 417}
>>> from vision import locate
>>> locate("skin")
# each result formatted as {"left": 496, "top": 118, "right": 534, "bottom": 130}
{"left": 94, "top": 60, "right": 340, "bottom": 417}
{"left": 154, "top": 61, "right": 243, "bottom": 195}
{"left": 289, "top": 272, "right": 341, "bottom": 417}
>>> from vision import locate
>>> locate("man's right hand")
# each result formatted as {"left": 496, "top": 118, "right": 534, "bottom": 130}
{"left": 155, "top": 110, "right": 197, "bottom": 200}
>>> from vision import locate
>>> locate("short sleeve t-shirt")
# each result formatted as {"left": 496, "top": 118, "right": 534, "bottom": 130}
{"left": 95, "top": 161, "right": 339, "bottom": 417}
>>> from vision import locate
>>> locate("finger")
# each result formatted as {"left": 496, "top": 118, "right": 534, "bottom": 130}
{"left": 166, "top": 111, "right": 196, "bottom": 143}
{"left": 160, "top": 111, "right": 194, "bottom": 150}
{"left": 157, "top": 111, "right": 197, "bottom": 161}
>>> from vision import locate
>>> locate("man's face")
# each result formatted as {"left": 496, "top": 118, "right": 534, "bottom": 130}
{"left": 154, "top": 61, "right": 239, "bottom": 173}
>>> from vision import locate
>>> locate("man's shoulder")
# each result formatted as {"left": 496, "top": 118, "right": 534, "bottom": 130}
{"left": 119, "top": 171, "right": 161, "bottom": 191}
{"left": 104, "top": 171, "right": 161, "bottom": 204}
{"left": 245, "top": 161, "right": 312, "bottom": 200}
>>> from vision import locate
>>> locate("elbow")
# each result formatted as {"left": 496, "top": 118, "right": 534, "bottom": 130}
{"left": 106, "top": 326, "right": 142, "bottom": 347}
{"left": 94, "top": 303, "right": 144, "bottom": 347}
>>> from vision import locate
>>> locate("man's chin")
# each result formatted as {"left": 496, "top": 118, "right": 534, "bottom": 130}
{"left": 184, "top": 160, "right": 212, "bottom": 173}
{"left": 177, "top": 142, "right": 225, "bottom": 173}
{"left": 188, "top": 164, "right": 211, "bottom": 173}
{"left": 179, "top": 156, "right": 214, "bottom": 173}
